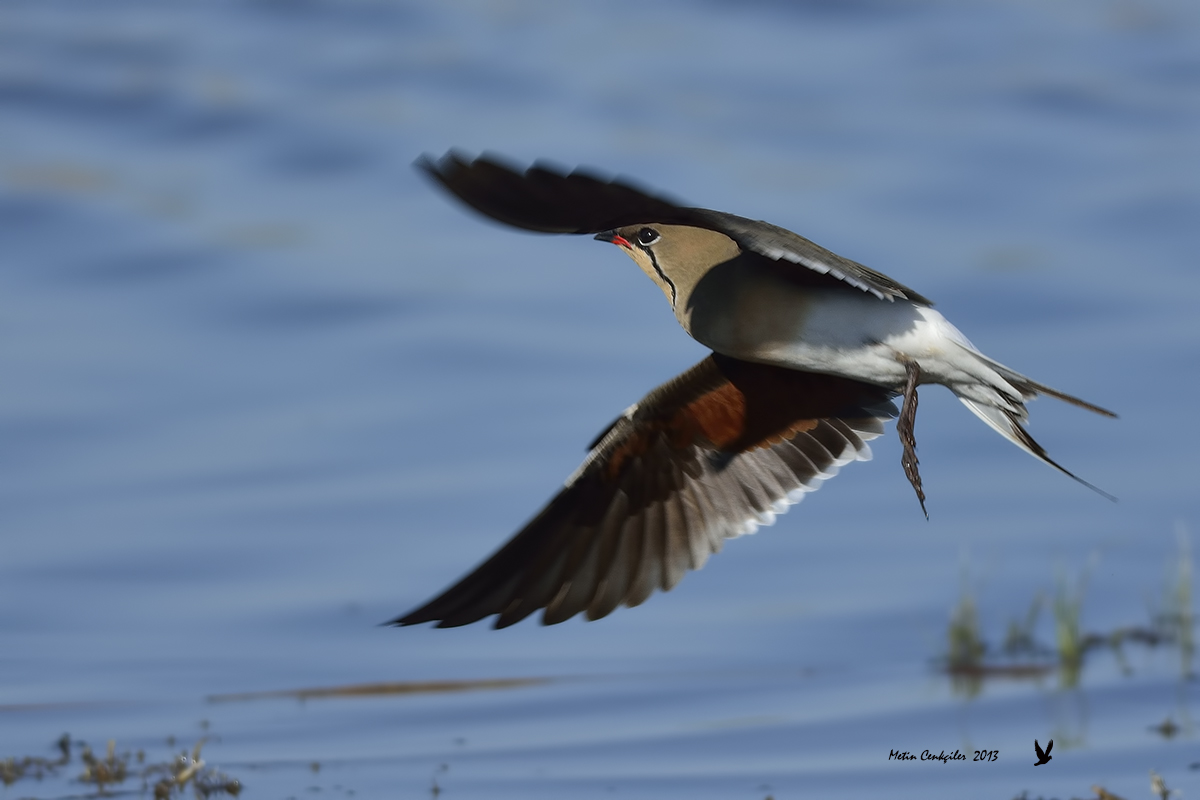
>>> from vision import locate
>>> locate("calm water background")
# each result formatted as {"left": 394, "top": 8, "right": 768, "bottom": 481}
{"left": 2, "top": 1, "right": 1198, "bottom": 797}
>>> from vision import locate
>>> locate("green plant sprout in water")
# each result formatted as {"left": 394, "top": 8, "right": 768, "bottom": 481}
{"left": 943, "top": 535, "right": 1195, "bottom": 695}
{"left": 1053, "top": 560, "right": 1093, "bottom": 689}
{"left": 1003, "top": 592, "right": 1047, "bottom": 658}
{"left": 943, "top": 567, "right": 1057, "bottom": 698}
{"left": 1153, "top": 526, "right": 1194, "bottom": 679}
{"left": 947, "top": 587, "right": 986, "bottom": 669}
{"left": 945, "top": 579, "right": 990, "bottom": 697}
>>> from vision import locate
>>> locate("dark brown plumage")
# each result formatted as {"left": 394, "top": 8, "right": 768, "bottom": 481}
{"left": 394, "top": 354, "right": 896, "bottom": 628}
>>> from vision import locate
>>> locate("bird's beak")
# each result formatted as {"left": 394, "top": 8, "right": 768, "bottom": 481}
{"left": 594, "top": 230, "right": 632, "bottom": 249}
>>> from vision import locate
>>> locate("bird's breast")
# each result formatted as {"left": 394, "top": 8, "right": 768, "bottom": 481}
{"left": 682, "top": 261, "right": 963, "bottom": 389}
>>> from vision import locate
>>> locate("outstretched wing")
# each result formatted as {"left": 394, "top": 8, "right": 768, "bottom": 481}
{"left": 415, "top": 150, "right": 687, "bottom": 234}
{"left": 394, "top": 354, "right": 897, "bottom": 628}
{"left": 417, "top": 151, "right": 931, "bottom": 304}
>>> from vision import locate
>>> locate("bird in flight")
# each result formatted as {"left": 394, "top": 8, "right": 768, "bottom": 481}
{"left": 394, "top": 151, "right": 1114, "bottom": 629}
{"left": 1034, "top": 738, "right": 1053, "bottom": 766}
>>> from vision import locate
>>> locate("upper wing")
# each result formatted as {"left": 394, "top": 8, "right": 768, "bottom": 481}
{"left": 393, "top": 354, "right": 898, "bottom": 628}
{"left": 417, "top": 150, "right": 931, "bottom": 304}
{"left": 415, "top": 150, "right": 688, "bottom": 234}
{"left": 686, "top": 209, "right": 932, "bottom": 305}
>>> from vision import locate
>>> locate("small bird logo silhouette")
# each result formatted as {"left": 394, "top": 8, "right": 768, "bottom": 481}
{"left": 1034, "top": 739, "right": 1053, "bottom": 766}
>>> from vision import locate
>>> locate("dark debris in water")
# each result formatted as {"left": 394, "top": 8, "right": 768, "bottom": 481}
{"left": 141, "top": 739, "right": 242, "bottom": 799}
{"left": 2, "top": 733, "right": 241, "bottom": 799}
{"left": 1, "top": 733, "right": 71, "bottom": 786}
{"left": 1010, "top": 786, "right": 1129, "bottom": 800}
{"left": 207, "top": 676, "right": 549, "bottom": 703}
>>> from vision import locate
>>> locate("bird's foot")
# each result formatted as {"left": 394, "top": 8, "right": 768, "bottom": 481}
{"left": 898, "top": 359, "right": 927, "bottom": 518}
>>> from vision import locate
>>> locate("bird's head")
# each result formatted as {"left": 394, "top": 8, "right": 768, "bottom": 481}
{"left": 595, "top": 224, "right": 740, "bottom": 308}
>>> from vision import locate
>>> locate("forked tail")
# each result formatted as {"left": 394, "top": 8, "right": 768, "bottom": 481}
{"left": 953, "top": 346, "right": 1117, "bottom": 501}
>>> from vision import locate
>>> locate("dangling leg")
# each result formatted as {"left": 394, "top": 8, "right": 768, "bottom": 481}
{"left": 898, "top": 360, "right": 927, "bottom": 518}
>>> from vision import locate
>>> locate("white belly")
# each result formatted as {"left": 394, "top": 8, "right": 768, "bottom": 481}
{"left": 684, "top": 281, "right": 984, "bottom": 391}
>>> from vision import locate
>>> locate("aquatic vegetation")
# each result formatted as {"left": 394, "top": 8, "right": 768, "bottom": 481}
{"left": 78, "top": 739, "right": 130, "bottom": 792}
{"left": 1011, "top": 785, "right": 1130, "bottom": 800}
{"left": 0, "top": 733, "right": 70, "bottom": 787}
{"left": 1152, "top": 526, "right": 1194, "bottom": 678}
{"left": 142, "top": 739, "right": 242, "bottom": 799}
{"left": 943, "top": 536, "right": 1195, "bottom": 693}
{"left": 1, "top": 734, "right": 240, "bottom": 799}
{"left": 1052, "top": 564, "right": 1091, "bottom": 688}
{"left": 1003, "top": 593, "right": 1048, "bottom": 658}
{"left": 947, "top": 588, "right": 986, "bottom": 670}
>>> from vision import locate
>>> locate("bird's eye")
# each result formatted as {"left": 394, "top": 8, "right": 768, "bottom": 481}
{"left": 635, "top": 227, "right": 660, "bottom": 246}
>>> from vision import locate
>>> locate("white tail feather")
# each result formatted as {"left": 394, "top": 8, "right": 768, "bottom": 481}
{"left": 958, "top": 398, "right": 1041, "bottom": 461}
{"left": 956, "top": 395, "right": 1116, "bottom": 501}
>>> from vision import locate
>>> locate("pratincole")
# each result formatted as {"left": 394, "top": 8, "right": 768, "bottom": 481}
{"left": 395, "top": 152, "right": 1114, "bottom": 629}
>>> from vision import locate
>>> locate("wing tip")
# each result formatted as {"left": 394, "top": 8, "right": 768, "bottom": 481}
{"left": 384, "top": 612, "right": 420, "bottom": 628}
{"left": 412, "top": 148, "right": 467, "bottom": 179}
{"left": 386, "top": 599, "right": 492, "bottom": 629}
